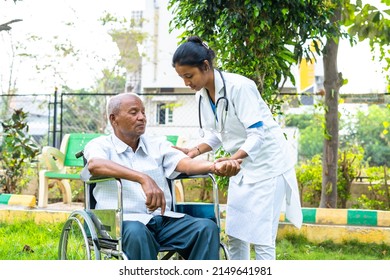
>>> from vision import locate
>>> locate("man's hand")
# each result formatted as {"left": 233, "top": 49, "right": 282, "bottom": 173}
{"left": 140, "top": 175, "right": 166, "bottom": 215}
{"left": 214, "top": 158, "right": 242, "bottom": 177}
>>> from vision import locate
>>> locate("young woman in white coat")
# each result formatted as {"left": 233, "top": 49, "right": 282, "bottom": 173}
{"left": 172, "top": 36, "right": 303, "bottom": 260}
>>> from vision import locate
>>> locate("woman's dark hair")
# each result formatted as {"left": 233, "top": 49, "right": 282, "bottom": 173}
{"left": 172, "top": 36, "right": 216, "bottom": 70}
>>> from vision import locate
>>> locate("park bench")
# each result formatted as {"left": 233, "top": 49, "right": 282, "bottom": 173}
{"left": 37, "top": 133, "right": 103, "bottom": 208}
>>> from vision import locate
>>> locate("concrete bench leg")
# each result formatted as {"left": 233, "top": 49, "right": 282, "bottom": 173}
{"left": 60, "top": 179, "right": 72, "bottom": 204}
{"left": 38, "top": 171, "right": 73, "bottom": 207}
{"left": 38, "top": 170, "right": 49, "bottom": 208}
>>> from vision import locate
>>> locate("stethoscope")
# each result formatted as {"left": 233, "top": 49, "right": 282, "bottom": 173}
{"left": 198, "top": 69, "right": 228, "bottom": 137}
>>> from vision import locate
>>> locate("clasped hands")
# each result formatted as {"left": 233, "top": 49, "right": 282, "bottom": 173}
{"left": 141, "top": 157, "right": 241, "bottom": 215}
{"left": 213, "top": 157, "right": 242, "bottom": 177}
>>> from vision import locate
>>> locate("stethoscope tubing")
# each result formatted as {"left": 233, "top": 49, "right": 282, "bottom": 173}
{"left": 198, "top": 69, "right": 228, "bottom": 137}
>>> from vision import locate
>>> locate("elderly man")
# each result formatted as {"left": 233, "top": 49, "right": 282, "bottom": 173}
{"left": 83, "top": 92, "right": 241, "bottom": 260}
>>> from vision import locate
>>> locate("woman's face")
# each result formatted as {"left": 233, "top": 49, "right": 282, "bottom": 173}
{"left": 174, "top": 63, "right": 210, "bottom": 91}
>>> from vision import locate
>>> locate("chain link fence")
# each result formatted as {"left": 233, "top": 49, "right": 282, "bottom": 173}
{"left": 0, "top": 92, "right": 203, "bottom": 150}
{"left": 0, "top": 92, "right": 389, "bottom": 154}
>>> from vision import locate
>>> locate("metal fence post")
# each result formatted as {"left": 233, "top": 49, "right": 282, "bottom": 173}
{"left": 52, "top": 87, "right": 58, "bottom": 148}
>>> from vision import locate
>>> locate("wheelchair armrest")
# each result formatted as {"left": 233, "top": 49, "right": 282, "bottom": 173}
{"left": 173, "top": 173, "right": 211, "bottom": 180}
{"left": 86, "top": 176, "right": 120, "bottom": 184}
{"left": 84, "top": 176, "right": 124, "bottom": 211}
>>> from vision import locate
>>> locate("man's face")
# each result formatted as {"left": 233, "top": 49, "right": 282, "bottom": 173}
{"left": 113, "top": 95, "right": 146, "bottom": 139}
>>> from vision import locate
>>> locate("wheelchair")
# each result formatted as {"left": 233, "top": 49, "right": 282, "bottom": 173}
{"left": 58, "top": 153, "right": 230, "bottom": 260}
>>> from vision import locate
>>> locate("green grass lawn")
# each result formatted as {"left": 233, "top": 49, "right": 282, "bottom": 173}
{"left": 0, "top": 220, "right": 64, "bottom": 260}
{"left": 275, "top": 234, "right": 390, "bottom": 260}
{"left": 1, "top": 219, "right": 389, "bottom": 260}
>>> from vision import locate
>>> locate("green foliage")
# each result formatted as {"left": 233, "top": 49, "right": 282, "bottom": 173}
{"left": 342, "top": 0, "right": 390, "bottom": 82}
{"left": 355, "top": 166, "right": 390, "bottom": 210}
{"left": 337, "top": 145, "right": 365, "bottom": 208}
{"left": 295, "top": 155, "right": 323, "bottom": 207}
{"left": 60, "top": 91, "right": 111, "bottom": 134}
{"left": 299, "top": 124, "right": 323, "bottom": 160}
{"left": 168, "top": 0, "right": 340, "bottom": 115}
{"left": 168, "top": 0, "right": 389, "bottom": 209}
{"left": 0, "top": 109, "right": 40, "bottom": 193}
{"left": 285, "top": 113, "right": 324, "bottom": 161}
{"left": 213, "top": 147, "right": 231, "bottom": 197}
{"left": 352, "top": 105, "right": 390, "bottom": 166}
{"left": 188, "top": 147, "right": 230, "bottom": 203}
{"left": 296, "top": 146, "right": 365, "bottom": 208}
{"left": 285, "top": 113, "right": 315, "bottom": 130}
{"left": 288, "top": 105, "right": 390, "bottom": 168}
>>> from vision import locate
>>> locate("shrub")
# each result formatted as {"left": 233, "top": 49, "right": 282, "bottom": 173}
{"left": 0, "top": 109, "right": 40, "bottom": 193}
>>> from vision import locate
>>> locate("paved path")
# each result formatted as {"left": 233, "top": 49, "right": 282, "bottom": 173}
{"left": 0, "top": 202, "right": 83, "bottom": 212}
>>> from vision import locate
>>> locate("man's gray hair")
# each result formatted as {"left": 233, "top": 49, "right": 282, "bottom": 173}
{"left": 106, "top": 92, "right": 140, "bottom": 119}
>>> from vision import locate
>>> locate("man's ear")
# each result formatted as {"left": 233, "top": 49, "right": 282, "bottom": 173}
{"left": 109, "top": 114, "right": 116, "bottom": 126}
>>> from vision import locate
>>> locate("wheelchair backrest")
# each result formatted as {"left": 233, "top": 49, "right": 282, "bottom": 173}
{"left": 63, "top": 133, "right": 104, "bottom": 167}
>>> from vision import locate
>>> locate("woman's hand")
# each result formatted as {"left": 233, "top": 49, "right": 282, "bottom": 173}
{"left": 172, "top": 146, "right": 199, "bottom": 158}
{"left": 172, "top": 146, "right": 190, "bottom": 154}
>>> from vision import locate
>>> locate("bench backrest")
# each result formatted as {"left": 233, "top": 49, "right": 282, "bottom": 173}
{"left": 166, "top": 135, "right": 178, "bottom": 145}
{"left": 62, "top": 133, "right": 104, "bottom": 167}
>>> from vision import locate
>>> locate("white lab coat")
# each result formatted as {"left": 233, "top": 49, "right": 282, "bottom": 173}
{"left": 197, "top": 70, "right": 302, "bottom": 245}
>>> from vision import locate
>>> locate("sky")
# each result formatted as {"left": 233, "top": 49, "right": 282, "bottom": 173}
{"left": 337, "top": 39, "right": 387, "bottom": 94}
{"left": 0, "top": 0, "right": 388, "bottom": 94}
{"left": 1, "top": 0, "right": 144, "bottom": 93}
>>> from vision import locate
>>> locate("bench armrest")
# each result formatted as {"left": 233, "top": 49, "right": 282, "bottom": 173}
{"left": 39, "top": 146, "right": 65, "bottom": 172}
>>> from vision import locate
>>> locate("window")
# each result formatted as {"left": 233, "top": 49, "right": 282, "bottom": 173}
{"left": 131, "top": 10, "right": 143, "bottom": 28}
{"left": 156, "top": 103, "right": 173, "bottom": 125}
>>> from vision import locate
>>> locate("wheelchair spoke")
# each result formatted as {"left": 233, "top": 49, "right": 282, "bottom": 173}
{"left": 58, "top": 211, "right": 100, "bottom": 260}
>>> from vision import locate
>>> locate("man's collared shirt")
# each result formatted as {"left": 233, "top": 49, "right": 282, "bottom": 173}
{"left": 83, "top": 134, "right": 187, "bottom": 224}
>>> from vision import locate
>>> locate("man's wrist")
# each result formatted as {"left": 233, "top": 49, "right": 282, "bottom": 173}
{"left": 194, "top": 146, "right": 201, "bottom": 156}
{"left": 209, "top": 162, "right": 216, "bottom": 174}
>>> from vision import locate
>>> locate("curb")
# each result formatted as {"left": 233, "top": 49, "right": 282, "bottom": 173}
{"left": 279, "top": 207, "right": 390, "bottom": 227}
{"left": 0, "top": 194, "right": 36, "bottom": 208}
{"left": 278, "top": 222, "right": 390, "bottom": 245}
{"left": 1, "top": 205, "right": 390, "bottom": 245}
{"left": 0, "top": 209, "right": 69, "bottom": 224}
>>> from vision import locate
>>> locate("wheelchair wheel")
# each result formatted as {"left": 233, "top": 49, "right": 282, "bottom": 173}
{"left": 58, "top": 210, "right": 101, "bottom": 260}
{"left": 220, "top": 242, "right": 230, "bottom": 260}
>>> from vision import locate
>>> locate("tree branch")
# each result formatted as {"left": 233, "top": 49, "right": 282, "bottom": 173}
{"left": 0, "top": 19, "right": 23, "bottom": 32}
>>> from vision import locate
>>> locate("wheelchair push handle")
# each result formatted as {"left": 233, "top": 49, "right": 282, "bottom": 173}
{"left": 75, "top": 150, "right": 84, "bottom": 159}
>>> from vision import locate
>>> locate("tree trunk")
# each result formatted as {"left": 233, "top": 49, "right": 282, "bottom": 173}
{"left": 320, "top": 6, "right": 342, "bottom": 208}
{"left": 384, "top": 166, "right": 389, "bottom": 209}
